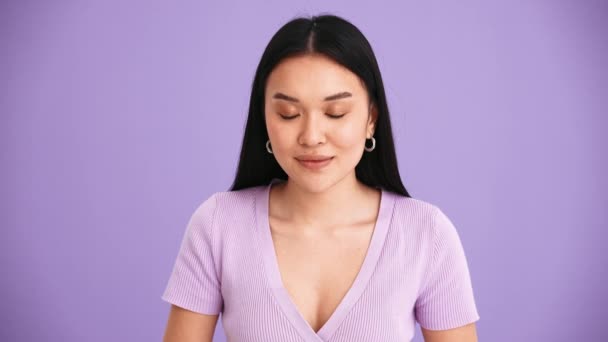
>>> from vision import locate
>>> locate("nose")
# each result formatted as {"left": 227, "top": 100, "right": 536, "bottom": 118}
{"left": 297, "top": 113, "right": 326, "bottom": 147}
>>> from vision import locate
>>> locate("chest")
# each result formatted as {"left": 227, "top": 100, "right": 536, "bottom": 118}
{"left": 268, "top": 218, "right": 376, "bottom": 333}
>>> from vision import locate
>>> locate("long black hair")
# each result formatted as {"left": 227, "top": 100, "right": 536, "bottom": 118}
{"left": 228, "top": 13, "right": 411, "bottom": 198}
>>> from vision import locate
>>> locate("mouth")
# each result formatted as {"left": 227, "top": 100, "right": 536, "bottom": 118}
{"left": 295, "top": 156, "right": 334, "bottom": 170}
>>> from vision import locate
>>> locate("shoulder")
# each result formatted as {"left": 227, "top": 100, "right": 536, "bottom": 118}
{"left": 186, "top": 185, "right": 264, "bottom": 239}
{"left": 183, "top": 186, "right": 264, "bottom": 250}
{"left": 391, "top": 194, "right": 442, "bottom": 224}
{"left": 389, "top": 194, "right": 457, "bottom": 241}
{"left": 191, "top": 185, "right": 263, "bottom": 217}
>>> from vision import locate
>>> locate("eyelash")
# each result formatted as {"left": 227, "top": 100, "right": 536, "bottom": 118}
{"left": 279, "top": 113, "right": 347, "bottom": 120}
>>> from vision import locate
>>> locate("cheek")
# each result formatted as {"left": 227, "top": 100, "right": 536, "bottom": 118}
{"left": 266, "top": 118, "right": 294, "bottom": 151}
{"left": 266, "top": 117, "right": 279, "bottom": 137}
{"left": 331, "top": 124, "right": 366, "bottom": 149}
{"left": 266, "top": 114, "right": 283, "bottom": 138}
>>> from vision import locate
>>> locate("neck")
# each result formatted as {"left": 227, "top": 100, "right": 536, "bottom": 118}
{"left": 270, "top": 175, "right": 380, "bottom": 229}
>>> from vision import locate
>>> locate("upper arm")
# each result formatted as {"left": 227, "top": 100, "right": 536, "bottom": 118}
{"left": 421, "top": 322, "right": 478, "bottom": 342}
{"left": 415, "top": 206, "right": 480, "bottom": 331}
{"left": 163, "top": 304, "right": 219, "bottom": 342}
{"left": 160, "top": 194, "right": 224, "bottom": 340}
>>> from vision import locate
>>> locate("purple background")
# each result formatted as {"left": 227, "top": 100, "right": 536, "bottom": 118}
{"left": 2, "top": 1, "right": 606, "bottom": 341}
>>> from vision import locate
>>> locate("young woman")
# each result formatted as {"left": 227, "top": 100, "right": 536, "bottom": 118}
{"left": 162, "top": 14, "right": 480, "bottom": 342}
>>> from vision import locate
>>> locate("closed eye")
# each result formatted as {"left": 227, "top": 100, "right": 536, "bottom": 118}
{"left": 279, "top": 114, "right": 299, "bottom": 120}
{"left": 278, "top": 113, "right": 347, "bottom": 120}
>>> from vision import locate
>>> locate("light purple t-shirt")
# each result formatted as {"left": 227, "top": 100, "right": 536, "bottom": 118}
{"left": 161, "top": 178, "right": 480, "bottom": 341}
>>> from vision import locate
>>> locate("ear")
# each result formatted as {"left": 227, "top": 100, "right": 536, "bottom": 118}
{"left": 367, "top": 102, "right": 378, "bottom": 138}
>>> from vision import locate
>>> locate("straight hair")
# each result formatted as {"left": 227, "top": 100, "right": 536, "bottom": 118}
{"left": 228, "top": 13, "right": 411, "bottom": 198}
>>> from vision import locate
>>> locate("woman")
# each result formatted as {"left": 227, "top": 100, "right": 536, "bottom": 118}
{"left": 161, "top": 13, "right": 480, "bottom": 342}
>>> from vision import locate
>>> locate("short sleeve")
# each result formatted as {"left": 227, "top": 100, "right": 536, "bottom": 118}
{"left": 414, "top": 206, "right": 480, "bottom": 330}
{"left": 160, "top": 193, "right": 223, "bottom": 315}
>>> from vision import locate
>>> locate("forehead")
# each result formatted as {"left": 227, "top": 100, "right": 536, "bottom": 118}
{"left": 266, "top": 54, "right": 365, "bottom": 100}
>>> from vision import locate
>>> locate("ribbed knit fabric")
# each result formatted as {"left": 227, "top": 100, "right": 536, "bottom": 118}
{"left": 161, "top": 178, "right": 480, "bottom": 341}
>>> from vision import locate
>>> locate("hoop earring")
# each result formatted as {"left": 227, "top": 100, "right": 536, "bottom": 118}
{"left": 364, "top": 136, "right": 376, "bottom": 152}
{"left": 266, "top": 139, "right": 273, "bottom": 154}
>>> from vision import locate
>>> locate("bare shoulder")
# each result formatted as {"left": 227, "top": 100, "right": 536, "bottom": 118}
{"left": 162, "top": 305, "right": 220, "bottom": 342}
{"left": 421, "top": 322, "right": 478, "bottom": 342}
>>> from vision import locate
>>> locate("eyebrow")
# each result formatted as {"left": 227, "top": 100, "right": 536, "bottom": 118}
{"left": 271, "top": 91, "right": 352, "bottom": 103}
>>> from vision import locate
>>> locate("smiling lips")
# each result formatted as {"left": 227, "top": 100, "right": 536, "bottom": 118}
{"left": 295, "top": 156, "right": 334, "bottom": 170}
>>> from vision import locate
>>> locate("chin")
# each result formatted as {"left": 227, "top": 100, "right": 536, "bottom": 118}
{"left": 288, "top": 173, "right": 342, "bottom": 193}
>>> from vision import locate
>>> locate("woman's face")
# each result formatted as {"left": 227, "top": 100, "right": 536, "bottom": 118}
{"left": 264, "top": 53, "right": 377, "bottom": 192}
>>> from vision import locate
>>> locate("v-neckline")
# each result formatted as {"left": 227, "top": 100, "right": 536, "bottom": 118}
{"left": 255, "top": 178, "right": 395, "bottom": 341}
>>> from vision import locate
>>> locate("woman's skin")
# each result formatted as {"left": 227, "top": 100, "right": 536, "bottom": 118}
{"left": 162, "top": 53, "right": 478, "bottom": 341}
{"left": 264, "top": 53, "right": 478, "bottom": 342}
{"left": 264, "top": 52, "right": 379, "bottom": 228}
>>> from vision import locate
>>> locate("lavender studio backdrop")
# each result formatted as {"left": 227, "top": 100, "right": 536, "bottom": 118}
{"left": 2, "top": 1, "right": 606, "bottom": 341}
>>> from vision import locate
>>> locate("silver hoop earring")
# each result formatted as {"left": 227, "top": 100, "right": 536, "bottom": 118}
{"left": 266, "top": 139, "right": 273, "bottom": 154}
{"left": 364, "top": 137, "right": 376, "bottom": 152}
